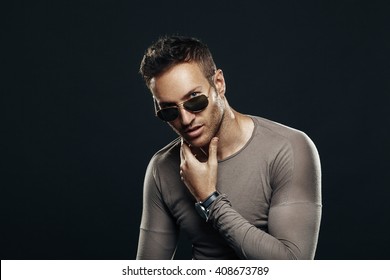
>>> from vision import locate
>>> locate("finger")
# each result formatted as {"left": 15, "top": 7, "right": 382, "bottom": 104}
{"left": 189, "top": 145, "right": 198, "bottom": 157}
{"left": 181, "top": 140, "right": 197, "bottom": 162}
{"left": 208, "top": 137, "right": 219, "bottom": 165}
{"left": 180, "top": 138, "right": 186, "bottom": 163}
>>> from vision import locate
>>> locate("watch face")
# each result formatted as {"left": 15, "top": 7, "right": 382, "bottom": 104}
{"left": 195, "top": 203, "right": 208, "bottom": 220}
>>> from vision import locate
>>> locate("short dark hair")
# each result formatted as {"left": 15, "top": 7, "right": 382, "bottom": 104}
{"left": 139, "top": 35, "right": 217, "bottom": 89}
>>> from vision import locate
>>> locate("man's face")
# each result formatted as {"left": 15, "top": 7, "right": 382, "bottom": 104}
{"left": 150, "top": 62, "right": 225, "bottom": 148}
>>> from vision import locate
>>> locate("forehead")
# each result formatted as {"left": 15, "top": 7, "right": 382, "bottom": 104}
{"left": 150, "top": 62, "right": 208, "bottom": 102}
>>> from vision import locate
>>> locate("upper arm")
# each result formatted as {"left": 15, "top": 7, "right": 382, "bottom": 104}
{"left": 136, "top": 157, "right": 179, "bottom": 260}
{"left": 268, "top": 132, "right": 322, "bottom": 259}
{"left": 270, "top": 131, "right": 321, "bottom": 205}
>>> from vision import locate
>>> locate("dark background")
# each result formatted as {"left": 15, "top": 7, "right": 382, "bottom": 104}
{"left": 2, "top": 0, "right": 389, "bottom": 259}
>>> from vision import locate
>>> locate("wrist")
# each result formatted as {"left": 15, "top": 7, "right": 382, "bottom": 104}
{"left": 194, "top": 191, "right": 220, "bottom": 222}
{"left": 197, "top": 189, "right": 217, "bottom": 202}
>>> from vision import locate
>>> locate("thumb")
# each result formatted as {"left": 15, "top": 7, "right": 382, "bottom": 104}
{"left": 208, "top": 137, "right": 219, "bottom": 165}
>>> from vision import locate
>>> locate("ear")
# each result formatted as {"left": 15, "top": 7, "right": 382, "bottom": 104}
{"left": 213, "top": 69, "right": 226, "bottom": 97}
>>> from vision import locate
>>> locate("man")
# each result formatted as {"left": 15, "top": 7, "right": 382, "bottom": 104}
{"left": 136, "top": 35, "right": 322, "bottom": 260}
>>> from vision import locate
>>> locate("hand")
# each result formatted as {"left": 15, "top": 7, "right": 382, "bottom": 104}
{"left": 180, "top": 137, "right": 219, "bottom": 201}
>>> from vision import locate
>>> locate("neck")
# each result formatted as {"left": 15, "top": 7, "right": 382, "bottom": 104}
{"left": 212, "top": 106, "right": 254, "bottom": 161}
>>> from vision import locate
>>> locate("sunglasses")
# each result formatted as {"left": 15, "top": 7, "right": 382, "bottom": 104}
{"left": 154, "top": 94, "right": 209, "bottom": 122}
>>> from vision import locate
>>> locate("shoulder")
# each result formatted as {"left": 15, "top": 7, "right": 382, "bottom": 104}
{"left": 144, "top": 137, "right": 181, "bottom": 197}
{"left": 251, "top": 116, "right": 321, "bottom": 202}
{"left": 147, "top": 137, "right": 181, "bottom": 175}
{"left": 249, "top": 116, "right": 320, "bottom": 179}
{"left": 251, "top": 116, "right": 318, "bottom": 155}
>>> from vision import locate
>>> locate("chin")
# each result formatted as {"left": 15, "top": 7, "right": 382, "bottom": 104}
{"left": 184, "top": 135, "right": 210, "bottom": 148}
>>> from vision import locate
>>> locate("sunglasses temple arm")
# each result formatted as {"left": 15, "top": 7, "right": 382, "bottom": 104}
{"left": 153, "top": 97, "right": 159, "bottom": 116}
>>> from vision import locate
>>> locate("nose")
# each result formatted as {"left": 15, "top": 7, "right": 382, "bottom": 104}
{"left": 178, "top": 107, "right": 195, "bottom": 126}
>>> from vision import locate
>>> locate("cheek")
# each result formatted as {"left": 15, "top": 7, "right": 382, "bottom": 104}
{"left": 210, "top": 98, "right": 225, "bottom": 117}
{"left": 201, "top": 103, "right": 223, "bottom": 131}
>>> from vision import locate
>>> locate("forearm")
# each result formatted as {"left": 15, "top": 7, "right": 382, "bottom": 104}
{"left": 209, "top": 195, "right": 321, "bottom": 260}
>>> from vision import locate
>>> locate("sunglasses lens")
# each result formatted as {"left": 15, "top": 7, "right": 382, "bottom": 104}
{"left": 157, "top": 107, "right": 179, "bottom": 122}
{"left": 184, "top": 95, "right": 209, "bottom": 111}
{"left": 156, "top": 95, "right": 209, "bottom": 122}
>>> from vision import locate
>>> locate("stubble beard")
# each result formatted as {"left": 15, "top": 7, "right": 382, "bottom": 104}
{"left": 187, "top": 103, "right": 225, "bottom": 149}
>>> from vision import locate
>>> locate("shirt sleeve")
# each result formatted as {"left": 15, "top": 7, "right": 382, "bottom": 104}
{"left": 208, "top": 132, "right": 322, "bottom": 260}
{"left": 136, "top": 156, "right": 179, "bottom": 260}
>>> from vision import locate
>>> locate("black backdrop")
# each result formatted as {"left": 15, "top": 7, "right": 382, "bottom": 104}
{"left": 2, "top": 0, "right": 389, "bottom": 260}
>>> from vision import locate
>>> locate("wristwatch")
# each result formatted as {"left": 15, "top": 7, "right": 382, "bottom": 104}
{"left": 194, "top": 191, "right": 220, "bottom": 221}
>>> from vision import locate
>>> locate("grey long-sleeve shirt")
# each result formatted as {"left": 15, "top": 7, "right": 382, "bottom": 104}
{"left": 137, "top": 116, "right": 322, "bottom": 259}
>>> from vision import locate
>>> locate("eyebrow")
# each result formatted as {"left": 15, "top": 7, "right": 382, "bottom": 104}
{"left": 158, "top": 86, "right": 203, "bottom": 107}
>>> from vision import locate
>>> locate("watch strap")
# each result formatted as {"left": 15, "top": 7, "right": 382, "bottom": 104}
{"left": 201, "top": 191, "right": 220, "bottom": 209}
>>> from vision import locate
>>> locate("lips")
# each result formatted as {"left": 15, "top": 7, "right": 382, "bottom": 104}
{"left": 184, "top": 125, "right": 204, "bottom": 139}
